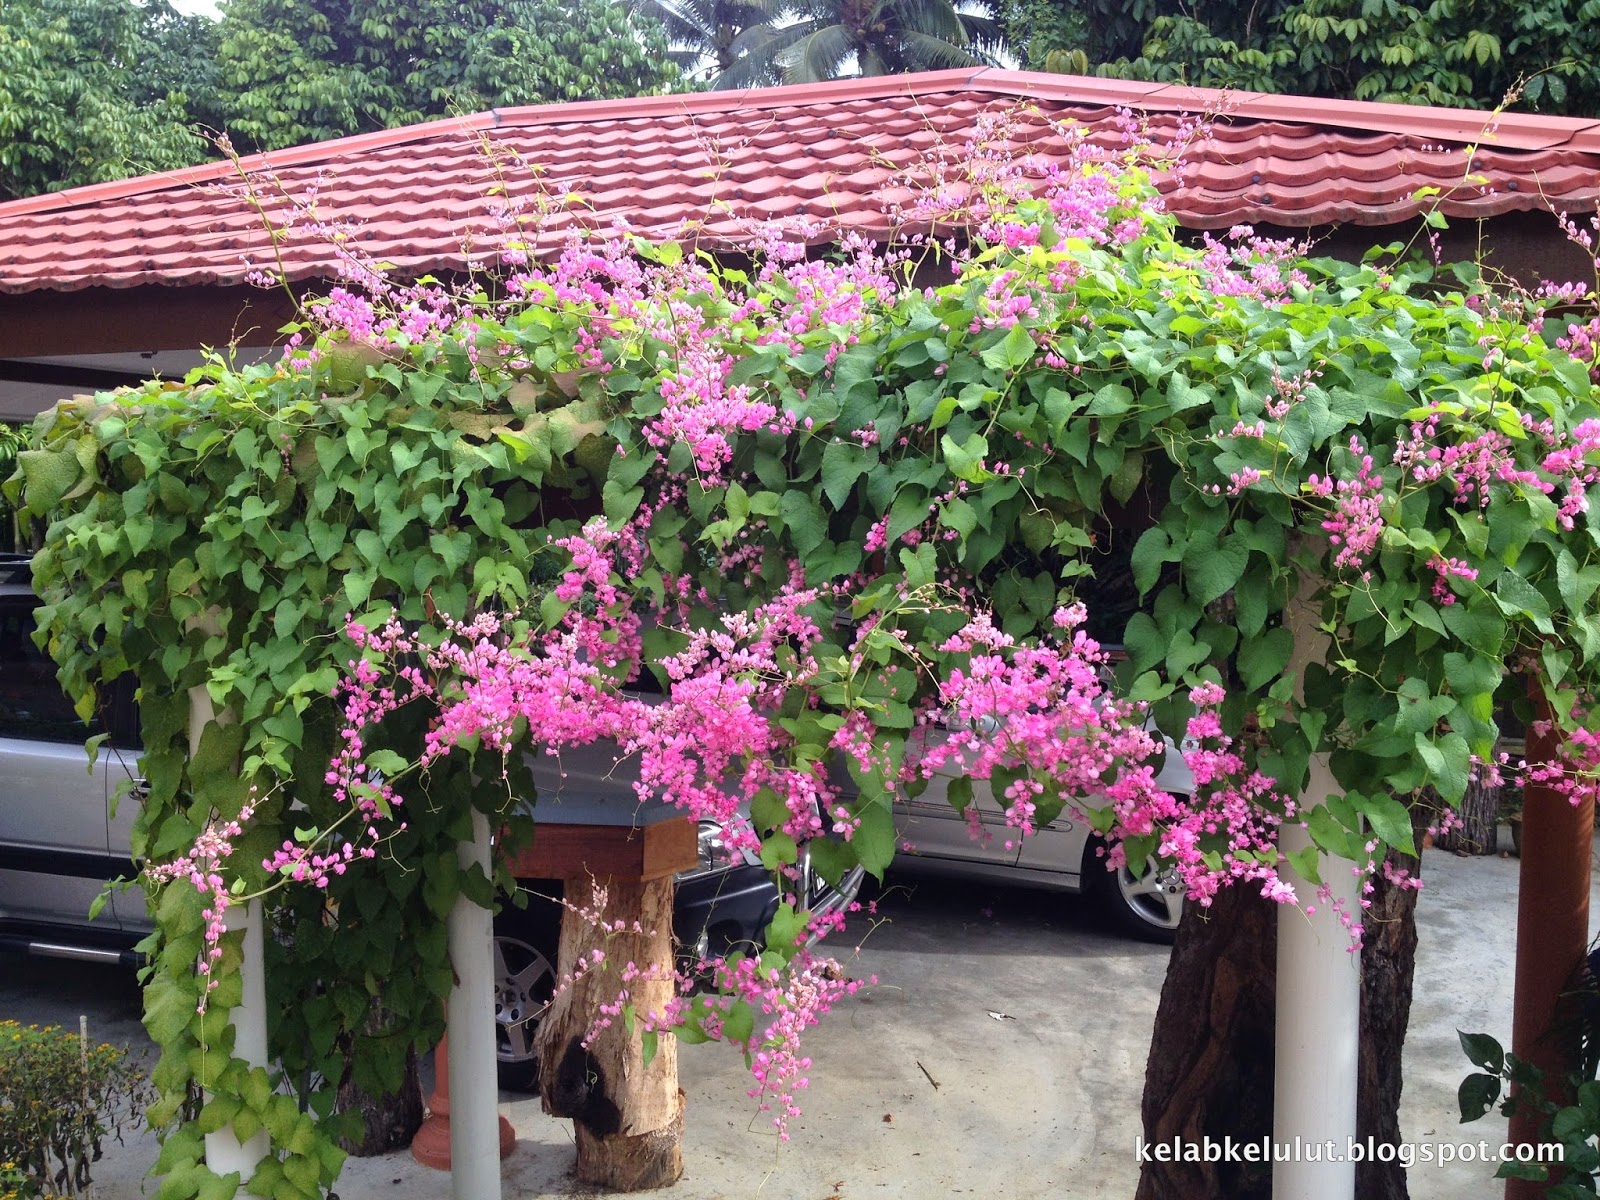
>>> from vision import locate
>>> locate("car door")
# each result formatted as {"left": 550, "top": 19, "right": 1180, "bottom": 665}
{"left": 0, "top": 585, "right": 124, "bottom": 932}
{"left": 1012, "top": 798, "right": 1084, "bottom": 880}
{"left": 895, "top": 748, "right": 1023, "bottom": 872}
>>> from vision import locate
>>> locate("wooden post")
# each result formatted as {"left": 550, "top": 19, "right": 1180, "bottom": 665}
{"left": 508, "top": 819, "right": 695, "bottom": 1191}
{"left": 1436, "top": 766, "right": 1499, "bottom": 856}
{"left": 1506, "top": 688, "right": 1595, "bottom": 1199}
{"left": 540, "top": 874, "right": 684, "bottom": 1190}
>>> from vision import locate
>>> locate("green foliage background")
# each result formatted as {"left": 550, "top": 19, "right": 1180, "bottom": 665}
{"left": 0, "top": 0, "right": 211, "bottom": 201}
{"left": 1004, "top": 0, "right": 1600, "bottom": 113}
{"left": 0, "top": 0, "right": 678, "bottom": 201}
{"left": 214, "top": 0, "right": 678, "bottom": 153}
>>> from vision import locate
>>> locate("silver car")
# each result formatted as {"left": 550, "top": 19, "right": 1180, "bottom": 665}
{"left": 0, "top": 553, "right": 145, "bottom": 964}
{"left": 891, "top": 725, "right": 1193, "bottom": 943}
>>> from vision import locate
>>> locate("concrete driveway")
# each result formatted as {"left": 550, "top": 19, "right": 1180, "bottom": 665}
{"left": 5, "top": 843, "right": 1589, "bottom": 1199}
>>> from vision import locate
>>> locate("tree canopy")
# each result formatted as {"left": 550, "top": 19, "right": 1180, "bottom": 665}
{"left": 0, "top": 0, "right": 681, "bottom": 200}
{"left": 1004, "top": 0, "right": 1600, "bottom": 114}
{"left": 639, "top": 0, "right": 1004, "bottom": 89}
{"left": 213, "top": 0, "right": 679, "bottom": 153}
{"left": 0, "top": 0, "right": 213, "bottom": 201}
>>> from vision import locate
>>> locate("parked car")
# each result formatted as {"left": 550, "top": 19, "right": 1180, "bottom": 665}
{"left": 891, "top": 715, "right": 1194, "bottom": 944}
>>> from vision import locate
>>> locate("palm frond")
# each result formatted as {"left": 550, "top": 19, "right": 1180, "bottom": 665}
{"left": 777, "top": 22, "right": 858, "bottom": 83}
{"left": 894, "top": 27, "right": 993, "bottom": 70}
{"left": 713, "top": 19, "right": 812, "bottom": 87}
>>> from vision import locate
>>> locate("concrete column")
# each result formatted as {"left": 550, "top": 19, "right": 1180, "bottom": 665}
{"left": 446, "top": 807, "right": 505, "bottom": 1200}
{"left": 1274, "top": 557, "right": 1359, "bottom": 1200}
{"left": 190, "top": 682, "right": 269, "bottom": 1176}
{"left": 1273, "top": 763, "right": 1360, "bottom": 1200}
{"left": 205, "top": 899, "right": 271, "bottom": 1174}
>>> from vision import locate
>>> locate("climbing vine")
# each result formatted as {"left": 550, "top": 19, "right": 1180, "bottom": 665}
{"left": 7, "top": 116, "right": 1600, "bottom": 1196}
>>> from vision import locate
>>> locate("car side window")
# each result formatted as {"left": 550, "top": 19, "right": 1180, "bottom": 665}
{"left": 0, "top": 596, "right": 93, "bottom": 744}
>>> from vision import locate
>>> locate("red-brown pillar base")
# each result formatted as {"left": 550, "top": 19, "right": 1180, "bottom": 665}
{"left": 1506, "top": 688, "right": 1595, "bottom": 1199}
{"left": 411, "top": 1035, "right": 517, "bottom": 1169}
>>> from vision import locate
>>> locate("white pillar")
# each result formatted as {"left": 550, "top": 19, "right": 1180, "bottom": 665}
{"left": 446, "top": 808, "right": 504, "bottom": 1200}
{"left": 190, "top": 682, "right": 269, "bottom": 1176}
{"left": 1273, "top": 754, "right": 1360, "bottom": 1200}
{"left": 206, "top": 900, "right": 271, "bottom": 1173}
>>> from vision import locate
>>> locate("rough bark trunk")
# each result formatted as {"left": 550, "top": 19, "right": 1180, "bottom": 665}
{"left": 1135, "top": 884, "right": 1278, "bottom": 1200}
{"left": 1136, "top": 808, "right": 1426, "bottom": 1200}
{"left": 1355, "top": 803, "right": 1429, "bottom": 1200}
{"left": 335, "top": 1041, "right": 424, "bottom": 1157}
{"left": 537, "top": 874, "right": 682, "bottom": 1191}
{"left": 1437, "top": 773, "right": 1499, "bottom": 856}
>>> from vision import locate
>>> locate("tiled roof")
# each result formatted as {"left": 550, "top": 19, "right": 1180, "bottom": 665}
{"left": 2, "top": 68, "right": 1598, "bottom": 295}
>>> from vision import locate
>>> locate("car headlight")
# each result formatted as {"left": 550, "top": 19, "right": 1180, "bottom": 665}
{"left": 694, "top": 820, "right": 742, "bottom": 874}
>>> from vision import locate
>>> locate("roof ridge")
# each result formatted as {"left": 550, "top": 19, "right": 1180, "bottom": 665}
{"left": 964, "top": 69, "right": 1600, "bottom": 152}
{"left": 0, "top": 111, "right": 502, "bottom": 218}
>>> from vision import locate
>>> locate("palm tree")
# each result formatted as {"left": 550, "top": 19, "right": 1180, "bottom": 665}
{"left": 629, "top": 0, "right": 789, "bottom": 87}
{"left": 723, "top": 0, "right": 1004, "bottom": 87}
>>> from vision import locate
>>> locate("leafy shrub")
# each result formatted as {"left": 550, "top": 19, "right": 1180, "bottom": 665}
{"left": 0, "top": 1020, "right": 153, "bottom": 1198}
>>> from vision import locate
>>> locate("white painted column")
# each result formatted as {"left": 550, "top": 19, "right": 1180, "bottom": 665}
{"left": 190, "top": 682, "right": 270, "bottom": 1175}
{"left": 446, "top": 808, "right": 503, "bottom": 1200}
{"left": 206, "top": 900, "right": 271, "bottom": 1173}
{"left": 1274, "top": 558, "right": 1359, "bottom": 1200}
{"left": 1273, "top": 759, "right": 1360, "bottom": 1200}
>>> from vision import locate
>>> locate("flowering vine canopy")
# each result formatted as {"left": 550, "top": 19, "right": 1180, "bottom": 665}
{"left": 8, "top": 116, "right": 1600, "bottom": 1197}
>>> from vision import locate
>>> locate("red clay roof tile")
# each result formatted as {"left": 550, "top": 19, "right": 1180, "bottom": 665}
{"left": 1, "top": 67, "right": 1597, "bottom": 294}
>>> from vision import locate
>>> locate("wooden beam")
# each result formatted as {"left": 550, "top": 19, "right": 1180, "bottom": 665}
{"left": 501, "top": 819, "right": 698, "bottom": 883}
{"left": 0, "top": 285, "right": 295, "bottom": 358}
{"left": 0, "top": 360, "right": 152, "bottom": 389}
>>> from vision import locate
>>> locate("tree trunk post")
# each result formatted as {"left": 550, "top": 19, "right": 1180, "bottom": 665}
{"left": 538, "top": 873, "right": 684, "bottom": 1190}
{"left": 500, "top": 815, "right": 699, "bottom": 1189}
{"left": 1506, "top": 687, "right": 1595, "bottom": 1199}
{"left": 1135, "top": 886, "right": 1278, "bottom": 1200}
{"left": 1436, "top": 769, "right": 1499, "bottom": 856}
{"left": 445, "top": 808, "right": 506, "bottom": 1200}
{"left": 1355, "top": 801, "right": 1428, "bottom": 1200}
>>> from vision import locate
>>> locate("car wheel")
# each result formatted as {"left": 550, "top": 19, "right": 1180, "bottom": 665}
{"left": 492, "top": 910, "right": 557, "bottom": 1093}
{"left": 1087, "top": 841, "right": 1183, "bottom": 944}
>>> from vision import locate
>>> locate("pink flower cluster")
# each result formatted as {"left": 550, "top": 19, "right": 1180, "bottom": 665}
{"left": 1307, "top": 438, "right": 1385, "bottom": 574}
{"left": 145, "top": 799, "right": 257, "bottom": 1012}
{"left": 909, "top": 604, "right": 1165, "bottom": 847}
{"left": 1428, "top": 555, "right": 1480, "bottom": 605}
{"left": 642, "top": 947, "right": 873, "bottom": 1139}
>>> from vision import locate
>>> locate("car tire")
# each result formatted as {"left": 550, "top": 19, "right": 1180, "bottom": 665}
{"left": 492, "top": 904, "right": 559, "bottom": 1093}
{"left": 1085, "top": 839, "right": 1183, "bottom": 945}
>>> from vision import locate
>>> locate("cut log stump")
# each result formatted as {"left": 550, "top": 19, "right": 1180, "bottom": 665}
{"left": 536, "top": 872, "right": 685, "bottom": 1191}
